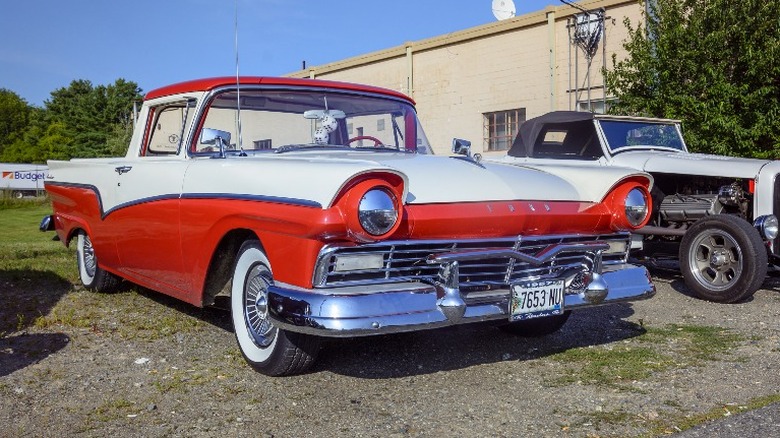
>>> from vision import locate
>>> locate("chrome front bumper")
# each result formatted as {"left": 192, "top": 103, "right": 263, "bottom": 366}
{"left": 267, "top": 263, "right": 655, "bottom": 337}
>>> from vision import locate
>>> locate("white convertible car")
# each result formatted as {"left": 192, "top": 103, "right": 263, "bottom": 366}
{"left": 41, "top": 78, "right": 655, "bottom": 375}
{"left": 496, "top": 111, "right": 779, "bottom": 304}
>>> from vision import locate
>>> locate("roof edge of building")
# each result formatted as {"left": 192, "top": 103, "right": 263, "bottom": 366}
{"left": 286, "top": 0, "right": 638, "bottom": 78}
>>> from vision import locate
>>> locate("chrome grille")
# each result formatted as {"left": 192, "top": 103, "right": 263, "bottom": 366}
{"left": 313, "top": 233, "right": 630, "bottom": 290}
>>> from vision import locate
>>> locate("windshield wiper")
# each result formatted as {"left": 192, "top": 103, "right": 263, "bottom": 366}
{"left": 274, "top": 144, "right": 350, "bottom": 154}
{"left": 354, "top": 145, "right": 400, "bottom": 152}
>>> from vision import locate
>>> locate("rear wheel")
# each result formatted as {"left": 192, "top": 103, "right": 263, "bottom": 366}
{"left": 76, "top": 231, "right": 120, "bottom": 292}
{"left": 231, "top": 240, "right": 320, "bottom": 376}
{"left": 679, "top": 215, "right": 767, "bottom": 303}
{"left": 499, "top": 311, "right": 571, "bottom": 337}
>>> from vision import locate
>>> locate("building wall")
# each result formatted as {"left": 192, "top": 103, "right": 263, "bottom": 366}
{"left": 287, "top": 0, "right": 643, "bottom": 155}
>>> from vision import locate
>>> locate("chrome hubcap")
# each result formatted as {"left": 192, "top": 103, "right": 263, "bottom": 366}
{"left": 82, "top": 235, "right": 97, "bottom": 278}
{"left": 243, "top": 265, "right": 276, "bottom": 348}
{"left": 709, "top": 251, "right": 728, "bottom": 268}
{"left": 689, "top": 230, "right": 742, "bottom": 291}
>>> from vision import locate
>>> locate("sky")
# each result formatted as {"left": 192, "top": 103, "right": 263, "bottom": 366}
{"left": 1, "top": 0, "right": 557, "bottom": 106}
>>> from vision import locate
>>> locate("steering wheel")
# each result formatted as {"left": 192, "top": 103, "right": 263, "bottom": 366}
{"left": 348, "top": 135, "right": 382, "bottom": 147}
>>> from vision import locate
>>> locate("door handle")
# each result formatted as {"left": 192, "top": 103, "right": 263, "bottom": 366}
{"left": 115, "top": 166, "right": 133, "bottom": 175}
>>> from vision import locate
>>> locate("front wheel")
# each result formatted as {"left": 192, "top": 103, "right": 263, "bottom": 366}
{"left": 231, "top": 241, "right": 321, "bottom": 376}
{"left": 679, "top": 215, "right": 767, "bottom": 303}
{"left": 76, "top": 231, "right": 120, "bottom": 293}
{"left": 499, "top": 311, "right": 571, "bottom": 337}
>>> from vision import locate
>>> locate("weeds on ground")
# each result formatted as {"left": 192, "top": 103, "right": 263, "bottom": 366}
{"left": 546, "top": 323, "right": 744, "bottom": 388}
{"left": 641, "top": 393, "right": 780, "bottom": 437}
{"left": 76, "top": 398, "right": 137, "bottom": 432}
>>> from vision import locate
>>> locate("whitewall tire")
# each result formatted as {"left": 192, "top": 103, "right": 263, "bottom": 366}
{"left": 230, "top": 240, "right": 320, "bottom": 376}
{"left": 76, "top": 231, "right": 120, "bottom": 293}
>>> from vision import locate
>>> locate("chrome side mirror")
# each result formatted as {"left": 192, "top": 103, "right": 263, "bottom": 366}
{"left": 200, "top": 128, "right": 231, "bottom": 158}
{"left": 452, "top": 138, "right": 472, "bottom": 156}
{"left": 200, "top": 128, "right": 231, "bottom": 146}
{"left": 451, "top": 138, "right": 482, "bottom": 162}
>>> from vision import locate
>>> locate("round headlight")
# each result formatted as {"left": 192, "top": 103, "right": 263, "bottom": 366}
{"left": 624, "top": 188, "right": 649, "bottom": 227}
{"left": 358, "top": 189, "right": 398, "bottom": 236}
{"left": 754, "top": 215, "right": 779, "bottom": 240}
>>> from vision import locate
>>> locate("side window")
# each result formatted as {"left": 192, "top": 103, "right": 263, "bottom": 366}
{"left": 144, "top": 102, "right": 194, "bottom": 156}
{"left": 534, "top": 129, "right": 574, "bottom": 157}
{"left": 533, "top": 122, "right": 602, "bottom": 160}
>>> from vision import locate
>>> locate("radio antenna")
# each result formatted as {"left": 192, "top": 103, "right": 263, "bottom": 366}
{"left": 234, "top": 0, "right": 244, "bottom": 153}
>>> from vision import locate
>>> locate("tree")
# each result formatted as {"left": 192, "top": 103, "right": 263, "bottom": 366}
{"left": 604, "top": 0, "right": 780, "bottom": 158}
{"left": 44, "top": 79, "right": 142, "bottom": 158}
{"left": 0, "top": 89, "right": 32, "bottom": 155}
{"left": 0, "top": 109, "right": 51, "bottom": 163}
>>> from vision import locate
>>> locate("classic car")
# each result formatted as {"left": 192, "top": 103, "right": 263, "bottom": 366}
{"left": 495, "top": 111, "right": 779, "bottom": 303}
{"left": 41, "top": 78, "right": 656, "bottom": 376}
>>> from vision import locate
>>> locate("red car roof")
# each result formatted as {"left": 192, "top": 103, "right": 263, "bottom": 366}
{"left": 144, "top": 76, "right": 414, "bottom": 103}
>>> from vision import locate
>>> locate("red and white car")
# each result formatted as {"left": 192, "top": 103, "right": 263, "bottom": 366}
{"left": 42, "top": 77, "right": 655, "bottom": 375}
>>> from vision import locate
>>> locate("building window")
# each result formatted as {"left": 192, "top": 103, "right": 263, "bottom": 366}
{"left": 484, "top": 108, "right": 526, "bottom": 151}
{"left": 253, "top": 139, "right": 273, "bottom": 150}
{"left": 576, "top": 97, "right": 616, "bottom": 114}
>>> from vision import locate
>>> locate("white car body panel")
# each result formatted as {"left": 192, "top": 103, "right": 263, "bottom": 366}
{"left": 50, "top": 150, "right": 612, "bottom": 214}
{"left": 609, "top": 150, "right": 770, "bottom": 180}
{"left": 492, "top": 156, "right": 652, "bottom": 203}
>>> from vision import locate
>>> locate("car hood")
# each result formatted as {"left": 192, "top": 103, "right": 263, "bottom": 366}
{"left": 610, "top": 150, "right": 771, "bottom": 179}
{"left": 184, "top": 151, "right": 586, "bottom": 208}
{"left": 491, "top": 156, "right": 652, "bottom": 203}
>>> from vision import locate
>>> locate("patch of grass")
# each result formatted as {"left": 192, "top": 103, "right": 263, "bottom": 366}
{"left": 640, "top": 324, "right": 743, "bottom": 362}
{"left": 547, "top": 323, "right": 745, "bottom": 388}
{"left": 582, "top": 408, "right": 633, "bottom": 429}
{"left": 33, "top": 290, "right": 117, "bottom": 330}
{"left": 0, "top": 203, "right": 76, "bottom": 281}
{"left": 642, "top": 393, "right": 780, "bottom": 437}
{"left": 34, "top": 289, "right": 208, "bottom": 340}
{"left": 152, "top": 368, "right": 212, "bottom": 394}
{"left": 664, "top": 399, "right": 683, "bottom": 408}
{"left": 0, "top": 196, "right": 50, "bottom": 210}
{"left": 79, "top": 398, "right": 137, "bottom": 431}
{"left": 547, "top": 345, "right": 674, "bottom": 387}
{"left": 27, "top": 366, "right": 65, "bottom": 383}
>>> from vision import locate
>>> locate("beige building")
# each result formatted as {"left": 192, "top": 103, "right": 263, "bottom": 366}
{"left": 287, "top": 0, "right": 643, "bottom": 155}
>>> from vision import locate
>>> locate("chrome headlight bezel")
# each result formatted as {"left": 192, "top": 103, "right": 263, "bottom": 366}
{"left": 358, "top": 188, "right": 399, "bottom": 236}
{"left": 754, "top": 214, "right": 779, "bottom": 240}
{"left": 624, "top": 187, "right": 649, "bottom": 227}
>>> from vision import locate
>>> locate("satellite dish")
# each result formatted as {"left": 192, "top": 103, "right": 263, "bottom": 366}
{"left": 492, "top": 0, "right": 516, "bottom": 20}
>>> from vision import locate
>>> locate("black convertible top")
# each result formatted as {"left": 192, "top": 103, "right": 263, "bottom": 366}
{"left": 507, "top": 111, "right": 597, "bottom": 158}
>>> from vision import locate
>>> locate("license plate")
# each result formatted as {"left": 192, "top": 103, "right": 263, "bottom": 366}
{"left": 509, "top": 279, "right": 564, "bottom": 321}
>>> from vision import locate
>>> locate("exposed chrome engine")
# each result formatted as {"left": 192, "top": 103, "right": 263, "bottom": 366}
{"left": 658, "top": 183, "right": 749, "bottom": 226}
{"left": 659, "top": 193, "right": 722, "bottom": 223}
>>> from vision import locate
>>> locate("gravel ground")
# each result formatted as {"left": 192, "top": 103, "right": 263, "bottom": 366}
{"left": 1, "top": 268, "right": 780, "bottom": 437}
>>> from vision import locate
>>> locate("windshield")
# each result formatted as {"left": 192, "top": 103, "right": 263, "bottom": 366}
{"left": 599, "top": 120, "right": 686, "bottom": 152}
{"left": 192, "top": 89, "right": 432, "bottom": 155}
